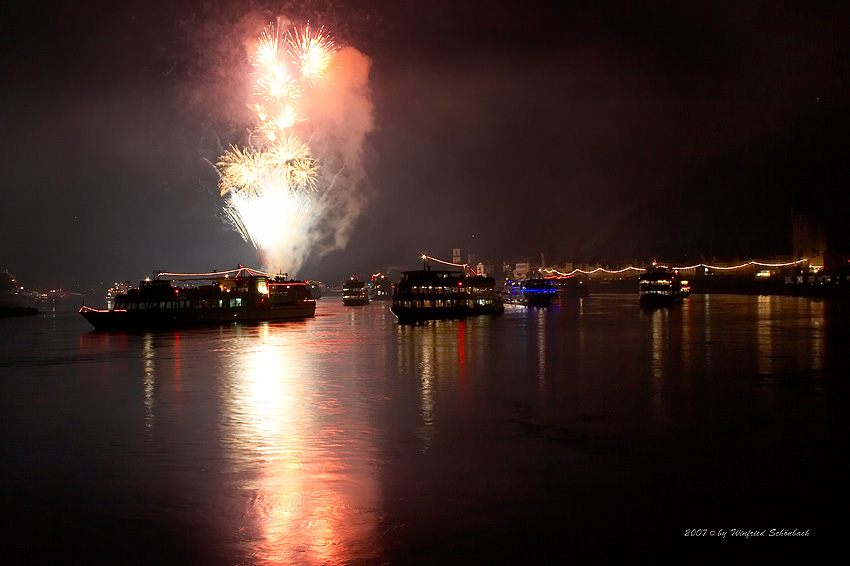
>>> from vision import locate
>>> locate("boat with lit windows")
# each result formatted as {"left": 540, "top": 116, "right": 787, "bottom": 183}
{"left": 391, "top": 257, "right": 504, "bottom": 322}
{"left": 342, "top": 276, "right": 370, "bottom": 306}
{"left": 505, "top": 278, "right": 558, "bottom": 306}
{"left": 638, "top": 265, "right": 685, "bottom": 307}
{"left": 79, "top": 266, "right": 316, "bottom": 330}
{"left": 370, "top": 273, "right": 392, "bottom": 301}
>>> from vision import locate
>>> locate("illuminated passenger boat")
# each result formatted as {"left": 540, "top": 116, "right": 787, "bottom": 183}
{"left": 79, "top": 267, "right": 316, "bottom": 330}
{"left": 342, "top": 277, "right": 370, "bottom": 306}
{"left": 391, "top": 264, "right": 504, "bottom": 322}
{"left": 506, "top": 278, "right": 558, "bottom": 306}
{"left": 638, "top": 265, "right": 685, "bottom": 307}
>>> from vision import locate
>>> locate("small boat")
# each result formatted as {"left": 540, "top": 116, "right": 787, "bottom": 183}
{"left": 638, "top": 265, "right": 685, "bottom": 307}
{"left": 391, "top": 257, "right": 503, "bottom": 322}
{"left": 370, "top": 273, "right": 392, "bottom": 301}
{"left": 505, "top": 278, "right": 558, "bottom": 306}
{"left": 308, "top": 281, "right": 324, "bottom": 299}
{"left": 342, "top": 277, "right": 370, "bottom": 306}
{"left": 79, "top": 267, "right": 316, "bottom": 330}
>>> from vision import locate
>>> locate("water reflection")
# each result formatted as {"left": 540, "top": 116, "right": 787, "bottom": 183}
{"left": 143, "top": 333, "right": 156, "bottom": 437}
{"left": 395, "top": 318, "right": 490, "bottom": 450}
{"left": 535, "top": 309, "right": 547, "bottom": 391}
{"left": 754, "top": 296, "right": 827, "bottom": 381}
{"left": 756, "top": 295, "right": 774, "bottom": 375}
{"left": 681, "top": 298, "right": 692, "bottom": 369}
{"left": 649, "top": 308, "right": 667, "bottom": 415}
{"left": 703, "top": 294, "right": 712, "bottom": 370}
{"left": 216, "top": 322, "right": 380, "bottom": 565}
{"left": 57, "top": 296, "right": 840, "bottom": 563}
{"left": 810, "top": 299, "right": 825, "bottom": 371}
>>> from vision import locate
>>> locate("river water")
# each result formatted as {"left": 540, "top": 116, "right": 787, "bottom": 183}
{"left": 1, "top": 294, "right": 843, "bottom": 562}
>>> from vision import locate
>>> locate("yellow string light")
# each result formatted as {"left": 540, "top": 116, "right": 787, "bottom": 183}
{"left": 540, "top": 259, "right": 809, "bottom": 277}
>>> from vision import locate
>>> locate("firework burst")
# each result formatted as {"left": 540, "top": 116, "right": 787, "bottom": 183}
{"left": 218, "top": 19, "right": 338, "bottom": 273}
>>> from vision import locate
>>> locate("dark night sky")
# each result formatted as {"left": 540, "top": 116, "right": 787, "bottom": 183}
{"left": 1, "top": 0, "right": 847, "bottom": 290}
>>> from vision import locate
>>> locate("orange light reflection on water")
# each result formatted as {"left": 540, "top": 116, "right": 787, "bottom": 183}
{"left": 220, "top": 322, "right": 379, "bottom": 565}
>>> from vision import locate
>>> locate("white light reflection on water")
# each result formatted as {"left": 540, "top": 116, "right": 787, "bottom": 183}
{"left": 681, "top": 297, "right": 692, "bottom": 370}
{"left": 810, "top": 299, "right": 825, "bottom": 371}
{"left": 143, "top": 333, "right": 156, "bottom": 437}
{"left": 417, "top": 332, "right": 436, "bottom": 450}
{"left": 703, "top": 293, "right": 712, "bottom": 370}
{"left": 649, "top": 308, "right": 666, "bottom": 416}
{"left": 535, "top": 308, "right": 547, "bottom": 392}
{"left": 757, "top": 295, "right": 774, "bottom": 375}
{"left": 396, "top": 321, "right": 452, "bottom": 451}
{"left": 753, "top": 296, "right": 827, "bottom": 392}
{"left": 217, "top": 321, "right": 380, "bottom": 565}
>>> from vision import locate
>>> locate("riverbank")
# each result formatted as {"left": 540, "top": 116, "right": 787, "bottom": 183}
{"left": 0, "top": 306, "right": 39, "bottom": 318}
{"left": 583, "top": 276, "right": 850, "bottom": 297}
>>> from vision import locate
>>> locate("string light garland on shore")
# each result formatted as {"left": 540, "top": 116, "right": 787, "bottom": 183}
{"left": 542, "top": 266, "right": 645, "bottom": 277}
{"left": 152, "top": 258, "right": 812, "bottom": 284}
{"left": 541, "top": 259, "right": 810, "bottom": 278}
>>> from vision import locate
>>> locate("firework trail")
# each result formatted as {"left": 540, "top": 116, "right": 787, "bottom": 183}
{"left": 218, "top": 18, "right": 372, "bottom": 275}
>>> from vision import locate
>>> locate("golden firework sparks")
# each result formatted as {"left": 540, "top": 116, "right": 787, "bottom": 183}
{"left": 218, "top": 19, "right": 337, "bottom": 267}
{"left": 288, "top": 24, "right": 335, "bottom": 83}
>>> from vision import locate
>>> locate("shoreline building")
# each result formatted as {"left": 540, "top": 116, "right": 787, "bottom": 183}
{"left": 792, "top": 209, "right": 826, "bottom": 270}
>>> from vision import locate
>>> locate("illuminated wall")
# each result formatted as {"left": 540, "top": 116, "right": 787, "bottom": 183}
{"left": 792, "top": 211, "right": 826, "bottom": 269}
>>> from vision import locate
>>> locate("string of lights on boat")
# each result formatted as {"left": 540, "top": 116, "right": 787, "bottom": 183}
{"left": 156, "top": 266, "right": 284, "bottom": 280}
{"left": 421, "top": 255, "right": 479, "bottom": 275}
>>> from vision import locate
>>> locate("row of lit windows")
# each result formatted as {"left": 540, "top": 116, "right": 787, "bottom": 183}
{"left": 399, "top": 286, "right": 492, "bottom": 296}
{"left": 117, "top": 298, "right": 244, "bottom": 310}
{"left": 640, "top": 280, "right": 672, "bottom": 287}
{"left": 393, "top": 298, "right": 500, "bottom": 308}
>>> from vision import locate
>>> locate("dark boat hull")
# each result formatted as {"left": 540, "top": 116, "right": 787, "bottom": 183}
{"left": 80, "top": 302, "right": 316, "bottom": 331}
{"left": 516, "top": 295, "right": 554, "bottom": 307}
